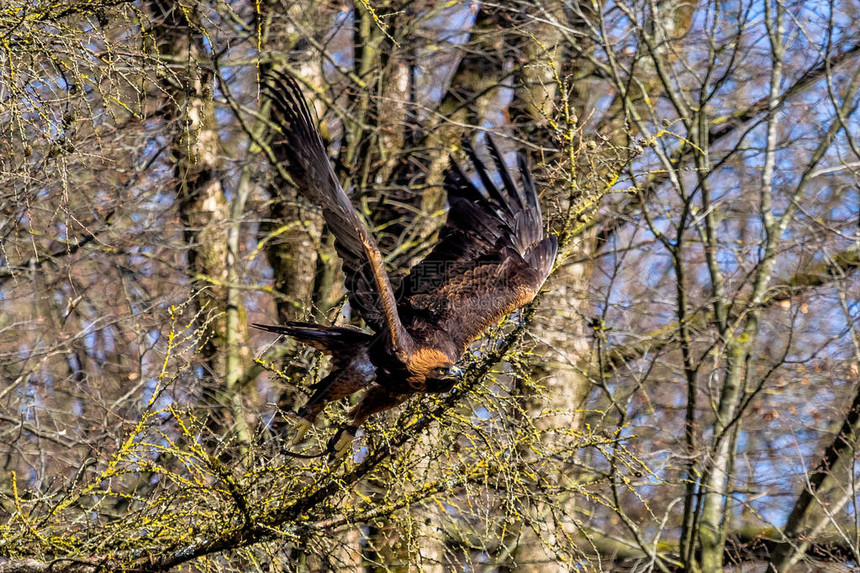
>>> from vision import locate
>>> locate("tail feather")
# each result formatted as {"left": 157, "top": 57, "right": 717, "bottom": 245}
{"left": 253, "top": 321, "right": 372, "bottom": 362}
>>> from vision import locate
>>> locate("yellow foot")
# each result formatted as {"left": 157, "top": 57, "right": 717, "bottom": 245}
{"left": 288, "top": 416, "right": 313, "bottom": 446}
{"left": 331, "top": 429, "right": 355, "bottom": 459}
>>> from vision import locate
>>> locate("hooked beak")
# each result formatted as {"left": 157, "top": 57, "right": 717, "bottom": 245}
{"left": 425, "top": 365, "right": 463, "bottom": 394}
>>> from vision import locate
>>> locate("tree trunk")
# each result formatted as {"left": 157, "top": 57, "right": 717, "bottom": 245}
{"left": 149, "top": 0, "right": 252, "bottom": 444}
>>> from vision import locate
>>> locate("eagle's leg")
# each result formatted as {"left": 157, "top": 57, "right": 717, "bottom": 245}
{"left": 288, "top": 369, "right": 367, "bottom": 446}
{"left": 329, "top": 385, "right": 410, "bottom": 458}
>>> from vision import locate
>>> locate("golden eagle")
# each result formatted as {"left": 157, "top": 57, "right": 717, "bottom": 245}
{"left": 255, "top": 71, "right": 557, "bottom": 456}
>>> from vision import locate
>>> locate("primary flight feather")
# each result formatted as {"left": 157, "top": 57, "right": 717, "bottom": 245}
{"left": 255, "top": 71, "right": 558, "bottom": 455}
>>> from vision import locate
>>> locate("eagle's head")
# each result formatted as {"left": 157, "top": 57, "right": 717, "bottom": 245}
{"left": 424, "top": 364, "right": 462, "bottom": 393}
{"left": 405, "top": 347, "right": 462, "bottom": 392}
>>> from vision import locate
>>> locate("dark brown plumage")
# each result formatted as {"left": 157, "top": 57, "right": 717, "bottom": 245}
{"left": 255, "top": 71, "right": 557, "bottom": 455}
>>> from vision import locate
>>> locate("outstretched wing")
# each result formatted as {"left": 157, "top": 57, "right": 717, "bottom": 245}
{"left": 264, "top": 71, "right": 412, "bottom": 356}
{"left": 400, "top": 136, "right": 557, "bottom": 354}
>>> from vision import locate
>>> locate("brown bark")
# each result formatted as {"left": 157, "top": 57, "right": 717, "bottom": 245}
{"left": 149, "top": 0, "right": 251, "bottom": 441}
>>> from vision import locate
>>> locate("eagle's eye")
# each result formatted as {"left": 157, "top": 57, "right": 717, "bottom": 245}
{"left": 433, "top": 364, "right": 462, "bottom": 378}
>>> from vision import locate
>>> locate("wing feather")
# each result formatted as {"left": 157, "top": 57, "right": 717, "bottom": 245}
{"left": 264, "top": 71, "right": 412, "bottom": 356}
{"left": 400, "top": 136, "right": 557, "bottom": 353}
{"left": 462, "top": 139, "right": 516, "bottom": 218}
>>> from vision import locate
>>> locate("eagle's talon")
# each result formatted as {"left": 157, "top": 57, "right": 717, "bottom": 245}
{"left": 289, "top": 416, "right": 313, "bottom": 446}
{"left": 329, "top": 428, "right": 355, "bottom": 459}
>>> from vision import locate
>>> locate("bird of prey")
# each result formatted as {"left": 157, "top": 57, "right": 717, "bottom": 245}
{"left": 255, "top": 71, "right": 558, "bottom": 456}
